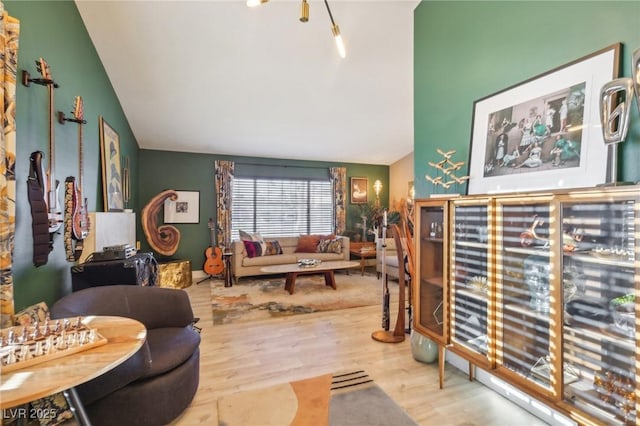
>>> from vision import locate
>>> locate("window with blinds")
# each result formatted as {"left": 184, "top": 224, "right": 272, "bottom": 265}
{"left": 231, "top": 178, "right": 334, "bottom": 240}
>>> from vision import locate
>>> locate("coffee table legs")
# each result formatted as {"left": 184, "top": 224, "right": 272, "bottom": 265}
{"left": 284, "top": 273, "right": 296, "bottom": 294}
{"left": 284, "top": 270, "right": 337, "bottom": 294}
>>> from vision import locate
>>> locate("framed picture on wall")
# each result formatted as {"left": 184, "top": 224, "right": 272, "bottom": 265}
{"left": 99, "top": 116, "right": 124, "bottom": 211}
{"left": 350, "top": 177, "right": 368, "bottom": 204}
{"left": 467, "top": 43, "right": 620, "bottom": 195}
{"left": 164, "top": 190, "right": 200, "bottom": 224}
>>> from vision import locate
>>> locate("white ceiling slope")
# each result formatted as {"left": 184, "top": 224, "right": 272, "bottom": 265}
{"left": 75, "top": 0, "right": 418, "bottom": 165}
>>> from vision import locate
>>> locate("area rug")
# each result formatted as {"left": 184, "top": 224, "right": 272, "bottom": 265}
{"left": 211, "top": 272, "right": 385, "bottom": 325}
{"left": 217, "top": 370, "right": 417, "bottom": 426}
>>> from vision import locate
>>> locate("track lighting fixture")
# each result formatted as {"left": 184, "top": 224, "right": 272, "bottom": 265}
{"left": 246, "top": 0, "right": 268, "bottom": 8}
{"left": 247, "top": 0, "right": 346, "bottom": 58}
{"left": 323, "top": 0, "right": 346, "bottom": 58}
{"left": 300, "top": 0, "right": 309, "bottom": 23}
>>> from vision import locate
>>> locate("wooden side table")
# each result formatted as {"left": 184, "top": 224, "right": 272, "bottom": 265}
{"left": 349, "top": 242, "right": 376, "bottom": 276}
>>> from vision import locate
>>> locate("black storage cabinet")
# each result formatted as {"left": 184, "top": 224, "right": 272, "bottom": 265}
{"left": 71, "top": 253, "right": 158, "bottom": 292}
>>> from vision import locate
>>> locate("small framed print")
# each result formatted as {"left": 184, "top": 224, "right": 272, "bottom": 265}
{"left": 99, "top": 117, "right": 124, "bottom": 211}
{"left": 164, "top": 190, "right": 200, "bottom": 224}
{"left": 350, "top": 177, "right": 368, "bottom": 204}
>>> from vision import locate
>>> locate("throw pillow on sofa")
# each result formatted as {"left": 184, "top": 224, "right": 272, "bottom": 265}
{"left": 317, "top": 237, "right": 343, "bottom": 254}
{"left": 263, "top": 240, "right": 283, "bottom": 256}
{"left": 243, "top": 240, "right": 264, "bottom": 257}
{"left": 243, "top": 240, "right": 283, "bottom": 258}
{"left": 239, "top": 230, "right": 263, "bottom": 242}
{"left": 295, "top": 234, "right": 335, "bottom": 253}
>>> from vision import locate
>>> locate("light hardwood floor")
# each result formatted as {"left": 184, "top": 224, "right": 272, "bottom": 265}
{"left": 170, "top": 278, "right": 548, "bottom": 426}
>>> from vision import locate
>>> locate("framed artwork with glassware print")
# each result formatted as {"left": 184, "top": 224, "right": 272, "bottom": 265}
{"left": 467, "top": 43, "right": 620, "bottom": 195}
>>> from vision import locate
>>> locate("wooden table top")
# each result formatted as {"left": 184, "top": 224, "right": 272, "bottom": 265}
{"left": 350, "top": 247, "right": 376, "bottom": 257}
{"left": 260, "top": 260, "right": 359, "bottom": 275}
{"left": 0, "top": 315, "right": 147, "bottom": 409}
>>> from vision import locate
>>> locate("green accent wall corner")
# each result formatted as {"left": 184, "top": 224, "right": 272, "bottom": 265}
{"left": 414, "top": 1, "right": 640, "bottom": 197}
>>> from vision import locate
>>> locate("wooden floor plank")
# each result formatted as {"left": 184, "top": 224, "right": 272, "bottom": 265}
{"left": 169, "top": 280, "right": 548, "bottom": 425}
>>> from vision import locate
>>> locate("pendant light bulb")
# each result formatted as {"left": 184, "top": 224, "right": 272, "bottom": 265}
{"left": 247, "top": 0, "right": 269, "bottom": 7}
{"left": 332, "top": 24, "right": 346, "bottom": 58}
{"left": 300, "top": 0, "right": 309, "bottom": 22}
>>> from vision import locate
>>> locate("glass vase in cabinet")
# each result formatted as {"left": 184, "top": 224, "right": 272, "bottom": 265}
{"left": 494, "top": 195, "right": 560, "bottom": 399}
{"left": 449, "top": 197, "right": 494, "bottom": 370}
{"left": 557, "top": 190, "right": 638, "bottom": 426}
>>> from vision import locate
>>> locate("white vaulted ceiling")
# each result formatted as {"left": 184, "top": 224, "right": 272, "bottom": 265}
{"left": 75, "top": 0, "right": 418, "bottom": 165}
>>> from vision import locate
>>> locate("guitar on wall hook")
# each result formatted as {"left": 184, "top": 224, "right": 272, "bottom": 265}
{"left": 58, "top": 96, "right": 90, "bottom": 241}
{"left": 23, "top": 58, "right": 62, "bottom": 234}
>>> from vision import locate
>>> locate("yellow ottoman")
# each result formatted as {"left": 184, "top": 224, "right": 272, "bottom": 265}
{"left": 158, "top": 259, "right": 192, "bottom": 289}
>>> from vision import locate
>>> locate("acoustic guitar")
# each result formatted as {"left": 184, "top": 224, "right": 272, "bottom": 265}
{"left": 203, "top": 218, "right": 224, "bottom": 276}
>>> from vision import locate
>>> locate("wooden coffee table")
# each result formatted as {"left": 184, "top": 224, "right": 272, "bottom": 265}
{"left": 261, "top": 260, "right": 359, "bottom": 294}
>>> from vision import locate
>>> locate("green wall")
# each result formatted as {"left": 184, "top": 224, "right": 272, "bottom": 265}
{"left": 414, "top": 1, "right": 640, "bottom": 197}
{"left": 7, "top": 1, "right": 139, "bottom": 310}
{"left": 138, "top": 150, "right": 389, "bottom": 267}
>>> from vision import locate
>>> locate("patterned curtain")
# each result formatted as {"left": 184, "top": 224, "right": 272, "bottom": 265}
{"left": 214, "top": 160, "right": 234, "bottom": 250}
{"left": 0, "top": 5, "right": 19, "bottom": 328}
{"left": 330, "top": 167, "right": 346, "bottom": 235}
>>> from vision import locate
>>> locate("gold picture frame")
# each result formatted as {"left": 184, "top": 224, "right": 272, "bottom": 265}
{"left": 350, "top": 177, "right": 368, "bottom": 204}
{"left": 99, "top": 116, "right": 124, "bottom": 211}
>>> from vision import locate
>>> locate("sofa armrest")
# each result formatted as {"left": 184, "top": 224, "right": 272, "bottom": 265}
{"left": 340, "top": 236, "right": 350, "bottom": 260}
{"left": 231, "top": 240, "right": 246, "bottom": 277}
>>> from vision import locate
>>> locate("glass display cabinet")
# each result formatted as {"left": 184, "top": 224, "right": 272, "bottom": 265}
{"left": 449, "top": 197, "right": 494, "bottom": 370}
{"left": 557, "top": 191, "right": 638, "bottom": 426}
{"left": 415, "top": 187, "right": 638, "bottom": 423}
{"left": 494, "top": 195, "right": 559, "bottom": 398}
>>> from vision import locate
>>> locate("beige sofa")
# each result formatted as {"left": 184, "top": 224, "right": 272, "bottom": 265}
{"left": 231, "top": 236, "right": 350, "bottom": 283}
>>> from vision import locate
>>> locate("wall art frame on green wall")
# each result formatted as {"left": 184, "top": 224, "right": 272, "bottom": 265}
{"left": 467, "top": 43, "right": 621, "bottom": 195}
{"left": 99, "top": 116, "right": 124, "bottom": 211}
{"left": 350, "top": 177, "right": 368, "bottom": 204}
{"left": 164, "top": 190, "right": 200, "bottom": 224}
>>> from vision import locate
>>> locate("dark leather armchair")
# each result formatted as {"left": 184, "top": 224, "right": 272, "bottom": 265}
{"left": 51, "top": 285, "right": 200, "bottom": 426}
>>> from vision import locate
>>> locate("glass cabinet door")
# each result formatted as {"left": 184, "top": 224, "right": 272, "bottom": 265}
{"left": 495, "top": 197, "right": 555, "bottom": 394}
{"left": 559, "top": 193, "right": 638, "bottom": 425}
{"left": 450, "top": 198, "right": 492, "bottom": 367}
{"left": 414, "top": 199, "right": 449, "bottom": 345}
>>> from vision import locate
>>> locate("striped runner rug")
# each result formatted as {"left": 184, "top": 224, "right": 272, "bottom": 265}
{"left": 217, "top": 370, "right": 417, "bottom": 426}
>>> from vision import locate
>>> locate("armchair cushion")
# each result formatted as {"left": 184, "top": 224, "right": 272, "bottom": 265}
{"left": 142, "top": 327, "right": 201, "bottom": 379}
